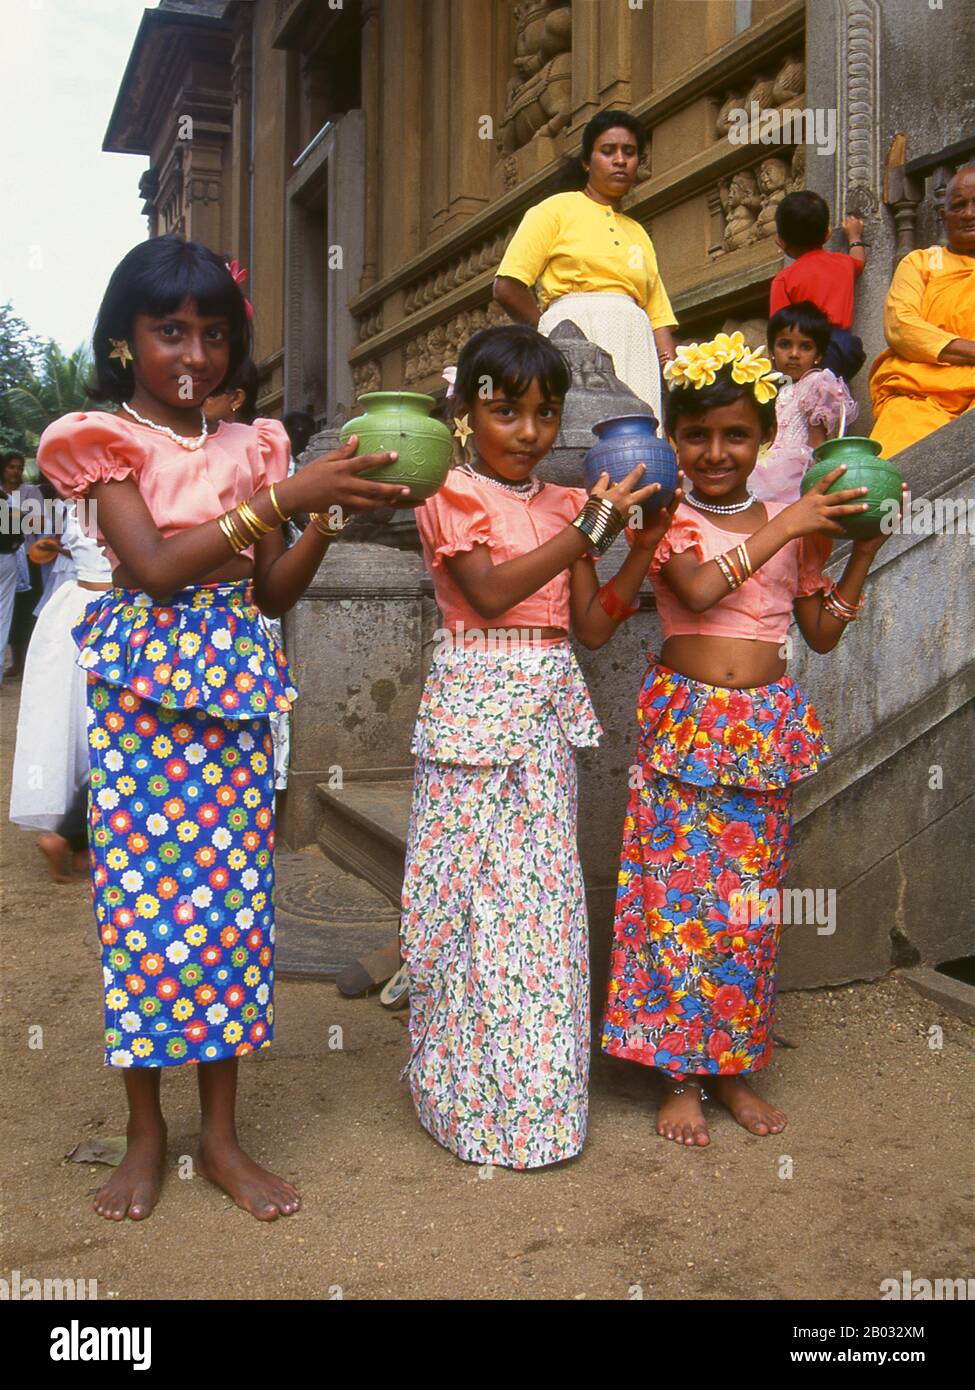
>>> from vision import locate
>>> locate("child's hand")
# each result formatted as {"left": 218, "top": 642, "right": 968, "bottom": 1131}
{"left": 841, "top": 214, "right": 864, "bottom": 241}
{"left": 782, "top": 464, "right": 870, "bottom": 537}
{"left": 628, "top": 474, "right": 685, "bottom": 552}
{"left": 851, "top": 482, "right": 908, "bottom": 558}
{"left": 590, "top": 464, "right": 669, "bottom": 522}
{"left": 296, "top": 436, "right": 414, "bottom": 514}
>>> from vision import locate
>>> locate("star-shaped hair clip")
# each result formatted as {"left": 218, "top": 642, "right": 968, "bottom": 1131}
{"left": 108, "top": 338, "right": 133, "bottom": 367}
{"left": 453, "top": 414, "right": 473, "bottom": 448}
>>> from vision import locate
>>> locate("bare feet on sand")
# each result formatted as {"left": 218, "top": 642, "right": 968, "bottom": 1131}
{"left": 38, "top": 832, "right": 72, "bottom": 883}
{"left": 93, "top": 1121, "right": 167, "bottom": 1221}
{"left": 710, "top": 1075, "right": 787, "bottom": 1135}
{"left": 197, "top": 1138, "right": 300, "bottom": 1220}
{"left": 656, "top": 1079, "right": 710, "bottom": 1147}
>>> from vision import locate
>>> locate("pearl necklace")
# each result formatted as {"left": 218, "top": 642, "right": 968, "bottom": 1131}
{"left": 461, "top": 462, "right": 542, "bottom": 500}
{"left": 122, "top": 401, "right": 209, "bottom": 450}
{"left": 685, "top": 490, "right": 756, "bottom": 516}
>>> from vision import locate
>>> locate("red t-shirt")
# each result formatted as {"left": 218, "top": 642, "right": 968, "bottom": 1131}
{"left": 769, "top": 248, "right": 864, "bottom": 329}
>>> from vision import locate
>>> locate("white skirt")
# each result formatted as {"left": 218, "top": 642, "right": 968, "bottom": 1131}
{"left": 538, "top": 290, "right": 663, "bottom": 424}
{"left": 8, "top": 581, "right": 99, "bottom": 831}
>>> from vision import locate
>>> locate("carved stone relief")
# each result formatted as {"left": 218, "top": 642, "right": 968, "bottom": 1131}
{"left": 499, "top": 2, "right": 572, "bottom": 154}
{"left": 713, "top": 52, "right": 805, "bottom": 139}
{"left": 403, "top": 299, "right": 507, "bottom": 386}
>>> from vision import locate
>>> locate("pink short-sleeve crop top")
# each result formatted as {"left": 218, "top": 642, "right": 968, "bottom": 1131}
{"left": 37, "top": 411, "right": 291, "bottom": 566}
{"left": 415, "top": 467, "right": 592, "bottom": 635}
{"left": 648, "top": 501, "right": 830, "bottom": 643}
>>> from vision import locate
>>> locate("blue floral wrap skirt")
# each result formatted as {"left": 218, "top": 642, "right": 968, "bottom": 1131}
{"left": 73, "top": 581, "right": 297, "bottom": 1068}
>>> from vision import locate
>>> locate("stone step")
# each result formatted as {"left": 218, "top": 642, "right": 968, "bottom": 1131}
{"left": 274, "top": 847, "right": 400, "bottom": 980}
{"left": 315, "top": 776, "right": 413, "bottom": 908}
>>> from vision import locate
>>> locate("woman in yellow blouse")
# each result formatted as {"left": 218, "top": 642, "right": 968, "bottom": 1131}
{"left": 494, "top": 110, "right": 677, "bottom": 422}
{"left": 869, "top": 164, "right": 975, "bottom": 457}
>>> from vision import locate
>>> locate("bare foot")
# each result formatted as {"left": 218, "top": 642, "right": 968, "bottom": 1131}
{"left": 93, "top": 1121, "right": 166, "bottom": 1221}
{"left": 38, "top": 832, "right": 72, "bottom": 883}
{"left": 656, "top": 1079, "right": 710, "bottom": 1147}
{"left": 710, "top": 1075, "right": 787, "bottom": 1136}
{"left": 197, "top": 1137, "right": 300, "bottom": 1220}
{"left": 72, "top": 850, "right": 90, "bottom": 876}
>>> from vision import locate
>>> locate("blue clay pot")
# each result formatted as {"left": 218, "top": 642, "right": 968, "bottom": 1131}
{"left": 583, "top": 413, "right": 678, "bottom": 511}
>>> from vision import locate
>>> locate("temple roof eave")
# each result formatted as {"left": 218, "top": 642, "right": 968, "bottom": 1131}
{"left": 102, "top": 5, "right": 233, "bottom": 157}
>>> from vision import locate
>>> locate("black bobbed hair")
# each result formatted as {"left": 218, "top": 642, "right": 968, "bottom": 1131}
{"left": 89, "top": 235, "right": 251, "bottom": 404}
{"left": 453, "top": 324, "right": 571, "bottom": 408}
{"left": 767, "top": 300, "right": 832, "bottom": 357}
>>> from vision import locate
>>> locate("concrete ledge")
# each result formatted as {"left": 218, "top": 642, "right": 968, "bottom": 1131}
{"left": 899, "top": 967, "right": 975, "bottom": 1026}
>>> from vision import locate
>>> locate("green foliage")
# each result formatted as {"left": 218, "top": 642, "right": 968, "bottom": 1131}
{"left": 0, "top": 301, "right": 44, "bottom": 454}
{"left": 4, "top": 341, "right": 99, "bottom": 454}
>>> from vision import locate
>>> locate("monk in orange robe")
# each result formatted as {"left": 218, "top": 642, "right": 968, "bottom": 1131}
{"left": 869, "top": 164, "right": 975, "bottom": 457}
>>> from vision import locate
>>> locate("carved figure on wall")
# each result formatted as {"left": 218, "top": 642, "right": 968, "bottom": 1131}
{"left": 719, "top": 168, "right": 762, "bottom": 250}
{"left": 790, "top": 144, "right": 806, "bottom": 191}
{"left": 714, "top": 89, "right": 747, "bottom": 138}
{"left": 754, "top": 156, "right": 792, "bottom": 240}
{"left": 500, "top": 2, "right": 572, "bottom": 154}
{"left": 772, "top": 53, "right": 804, "bottom": 106}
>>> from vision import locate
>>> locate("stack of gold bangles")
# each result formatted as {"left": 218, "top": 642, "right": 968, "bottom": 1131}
{"left": 822, "top": 580, "right": 865, "bottom": 622}
{"left": 217, "top": 483, "right": 289, "bottom": 554}
{"left": 714, "top": 541, "right": 752, "bottom": 590}
{"left": 571, "top": 496, "right": 626, "bottom": 555}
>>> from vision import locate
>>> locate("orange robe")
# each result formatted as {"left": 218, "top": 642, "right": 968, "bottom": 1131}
{"left": 869, "top": 247, "right": 975, "bottom": 457}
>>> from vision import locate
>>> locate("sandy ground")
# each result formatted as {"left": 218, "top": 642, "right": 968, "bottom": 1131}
{"left": 2, "top": 678, "right": 973, "bottom": 1302}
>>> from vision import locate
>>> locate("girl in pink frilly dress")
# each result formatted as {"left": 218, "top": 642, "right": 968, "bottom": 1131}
{"left": 751, "top": 302, "right": 858, "bottom": 504}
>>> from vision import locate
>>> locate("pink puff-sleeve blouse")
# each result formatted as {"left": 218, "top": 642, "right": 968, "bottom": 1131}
{"left": 37, "top": 411, "right": 291, "bottom": 565}
{"left": 415, "top": 467, "right": 592, "bottom": 635}
{"left": 648, "top": 502, "right": 831, "bottom": 643}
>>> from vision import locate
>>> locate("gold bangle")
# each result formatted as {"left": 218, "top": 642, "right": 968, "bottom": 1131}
{"left": 267, "top": 483, "right": 289, "bottom": 524}
{"left": 714, "top": 553, "right": 739, "bottom": 590}
{"left": 218, "top": 511, "right": 248, "bottom": 555}
{"left": 236, "top": 499, "right": 274, "bottom": 539}
{"left": 309, "top": 510, "right": 348, "bottom": 538}
{"left": 735, "top": 542, "right": 752, "bottom": 581}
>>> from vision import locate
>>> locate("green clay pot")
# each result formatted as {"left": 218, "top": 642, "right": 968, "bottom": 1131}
{"left": 339, "top": 391, "right": 453, "bottom": 502}
{"left": 800, "top": 436, "right": 903, "bottom": 540}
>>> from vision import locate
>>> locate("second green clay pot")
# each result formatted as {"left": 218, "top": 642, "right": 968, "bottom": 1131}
{"left": 339, "top": 391, "right": 453, "bottom": 502}
{"left": 801, "top": 436, "right": 902, "bottom": 540}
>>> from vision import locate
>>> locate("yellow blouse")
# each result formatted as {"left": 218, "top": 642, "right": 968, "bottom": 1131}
{"left": 496, "top": 191, "right": 677, "bottom": 329}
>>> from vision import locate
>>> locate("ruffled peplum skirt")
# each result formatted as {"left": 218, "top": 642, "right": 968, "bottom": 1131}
{"left": 73, "top": 581, "right": 297, "bottom": 1068}
{"left": 601, "top": 661, "right": 828, "bottom": 1080}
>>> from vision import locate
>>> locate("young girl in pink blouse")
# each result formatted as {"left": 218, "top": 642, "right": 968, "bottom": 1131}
{"left": 403, "top": 324, "right": 677, "bottom": 1169}
{"left": 601, "top": 333, "right": 899, "bottom": 1147}
{"left": 751, "top": 302, "right": 858, "bottom": 503}
{"left": 38, "top": 235, "right": 413, "bottom": 1222}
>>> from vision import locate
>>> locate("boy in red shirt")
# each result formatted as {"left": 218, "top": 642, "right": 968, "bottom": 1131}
{"left": 770, "top": 190, "right": 867, "bottom": 380}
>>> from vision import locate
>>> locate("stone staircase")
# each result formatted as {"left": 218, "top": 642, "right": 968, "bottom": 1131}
{"left": 305, "top": 416, "right": 974, "bottom": 999}
{"left": 315, "top": 772, "right": 413, "bottom": 908}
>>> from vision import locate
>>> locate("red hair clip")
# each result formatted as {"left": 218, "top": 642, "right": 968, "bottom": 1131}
{"left": 225, "top": 258, "right": 254, "bottom": 321}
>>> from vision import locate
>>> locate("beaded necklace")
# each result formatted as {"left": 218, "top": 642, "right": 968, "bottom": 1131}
{"left": 460, "top": 461, "right": 543, "bottom": 500}
{"left": 122, "top": 401, "right": 210, "bottom": 450}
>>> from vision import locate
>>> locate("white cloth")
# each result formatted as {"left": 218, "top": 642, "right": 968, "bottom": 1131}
{"left": 538, "top": 290, "right": 663, "bottom": 424}
{"left": 0, "top": 552, "right": 18, "bottom": 684}
{"left": 9, "top": 580, "right": 102, "bottom": 830}
{"left": 33, "top": 503, "right": 112, "bottom": 618}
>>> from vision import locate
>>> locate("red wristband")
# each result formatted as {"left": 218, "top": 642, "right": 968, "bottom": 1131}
{"left": 598, "top": 578, "right": 640, "bottom": 622}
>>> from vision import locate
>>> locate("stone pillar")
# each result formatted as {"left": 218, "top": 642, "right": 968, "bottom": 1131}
{"left": 424, "top": 0, "right": 451, "bottom": 237}
{"left": 443, "top": 0, "right": 495, "bottom": 230}
{"left": 279, "top": 540, "right": 435, "bottom": 848}
{"left": 229, "top": 2, "right": 254, "bottom": 268}
{"left": 359, "top": 0, "right": 382, "bottom": 289}
{"left": 380, "top": 0, "right": 424, "bottom": 262}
